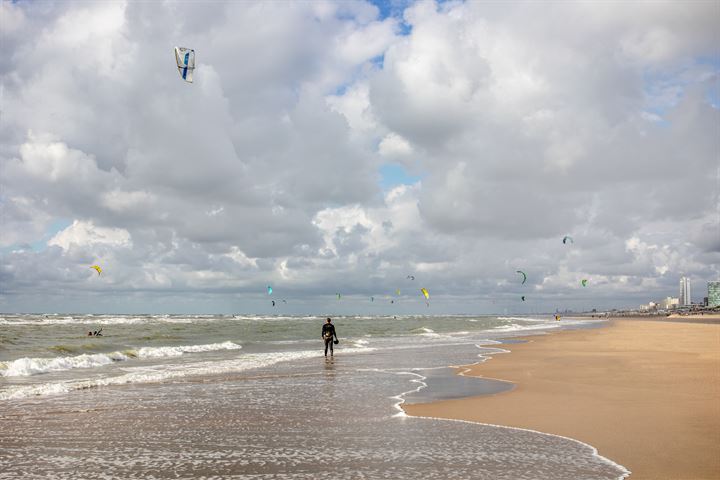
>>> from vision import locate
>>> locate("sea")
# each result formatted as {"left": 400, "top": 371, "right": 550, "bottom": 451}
{"left": 0, "top": 314, "right": 629, "bottom": 479}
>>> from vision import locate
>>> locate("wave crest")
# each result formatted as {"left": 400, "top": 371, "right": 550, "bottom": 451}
{"left": 0, "top": 341, "right": 242, "bottom": 377}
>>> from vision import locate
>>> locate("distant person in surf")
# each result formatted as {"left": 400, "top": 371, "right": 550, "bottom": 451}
{"left": 321, "top": 318, "right": 338, "bottom": 357}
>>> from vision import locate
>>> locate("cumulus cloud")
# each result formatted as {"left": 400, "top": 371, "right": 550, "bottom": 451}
{"left": 0, "top": 0, "right": 718, "bottom": 313}
{"left": 48, "top": 220, "right": 132, "bottom": 251}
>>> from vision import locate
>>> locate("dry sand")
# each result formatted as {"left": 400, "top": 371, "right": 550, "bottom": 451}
{"left": 405, "top": 319, "right": 720, "bottom": 480}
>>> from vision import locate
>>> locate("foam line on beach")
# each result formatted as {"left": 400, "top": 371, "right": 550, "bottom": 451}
{"left": 358, "top": 368, "right": 429, "bottom": 418}
{"left": 402, "top": 413, "right": 631, "bottom": 480}
{"left": 366, "top": 341, "right": 506, "bottom": 418}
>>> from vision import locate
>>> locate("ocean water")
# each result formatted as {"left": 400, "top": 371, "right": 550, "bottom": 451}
{"left": 0, "top": 314, "right": 629, "bottom": 479}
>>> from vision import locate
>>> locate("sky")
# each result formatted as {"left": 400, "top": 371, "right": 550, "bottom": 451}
{"left": 0, "top": 0, "right": 718, "bottom": 314}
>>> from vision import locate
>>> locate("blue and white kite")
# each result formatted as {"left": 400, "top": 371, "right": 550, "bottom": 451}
{"left": 174, "top": 47, "right": 195, "bottom": 83}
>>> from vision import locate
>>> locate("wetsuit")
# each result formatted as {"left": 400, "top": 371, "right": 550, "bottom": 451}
{"left": 322, "top": 323, "right": 337, "bottom": 356}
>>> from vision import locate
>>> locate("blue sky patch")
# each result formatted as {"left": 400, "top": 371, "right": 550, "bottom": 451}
{"left": 368, "top": 0, "right": 413, "bottom": 35}
{"left": 35, "top": 219, "right": 73, "bottom": 250}
{"left": 28, "top": 219, "right": 72, "bottom": 252}
{"left": 0, "top": 218, "right": 72, "bottom": 254}
{"left": 378, "top": 163, "right": 422, "bottom": 191}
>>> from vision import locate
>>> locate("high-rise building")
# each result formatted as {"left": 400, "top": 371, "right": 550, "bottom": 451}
{"left": 708, "top": 282, "right": 720, "bottom": 308}
{"left": 659, "top": 297, "right": 679, "bottom": 310}
{"left": 679, "top": 277, "right": 691, "bottom": 306}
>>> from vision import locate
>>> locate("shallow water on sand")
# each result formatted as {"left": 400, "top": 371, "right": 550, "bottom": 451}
{"left": 0, "top": 315, "right": 626, "bottom": 479}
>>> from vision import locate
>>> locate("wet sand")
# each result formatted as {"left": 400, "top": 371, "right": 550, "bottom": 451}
{"left": 404, "top": 319, "right": 720, "bottom": 480}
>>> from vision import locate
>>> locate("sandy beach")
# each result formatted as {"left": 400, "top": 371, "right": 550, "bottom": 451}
{"left": 405, "top": 319, "right": 720, "bottom": 480}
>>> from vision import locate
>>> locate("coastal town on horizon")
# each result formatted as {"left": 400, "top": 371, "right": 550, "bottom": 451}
{"left": 631, "top": 276, "right": 720, "bottom": 316}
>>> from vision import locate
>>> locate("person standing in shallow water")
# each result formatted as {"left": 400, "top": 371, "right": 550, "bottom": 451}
{"left": 321, "top": 318, "right": 338, "bottom": 357}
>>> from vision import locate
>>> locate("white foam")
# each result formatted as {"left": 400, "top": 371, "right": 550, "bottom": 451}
{"left": 0, "top": 315, "right": 213, "bottom": 325}
{"left": 492, "top": 323, "right": 561, "bottom": 332}
{"left": 0, "top": 346, "right": 375, "bottom": 400}
{"left": 409, "top": 327, "right": 439, "bottom": 336}
{"left": 0, "top": 342, "right": 242, "bottom": 377}
{"left": 136, "top": 341, "right": 241, "bottom": 358}
{"left": 0, "top": 316, "right": 148, "bottom": 326}
{"left": 496, "top": 316, "right": 549, "bottom": 323}
{"left": 0, "top": 352, "right": 129, "bottom": 377}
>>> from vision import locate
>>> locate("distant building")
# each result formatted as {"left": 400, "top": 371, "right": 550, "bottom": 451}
{"left": 659, "top": 297, "right": 679, "bottom": 310}
{"left": 679, "top": 277, "right": 691, "bottom": 306}
{"left": 639, "top": 302, "right": 657, "bottom": 311}
{"left": 708, "top": 282, "right": 720, "bottom": 308}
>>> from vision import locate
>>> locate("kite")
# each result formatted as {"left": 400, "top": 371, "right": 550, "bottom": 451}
{"left": 271, "top": 300, "right": 276, "bottom": 307}
{"left": 407, "top": 275, "right": 415, "bottom": 280}
{"left": 90, "top": 265, "right": 102, "bottom": 276}
{"left": 563, "top": 236, "right": 574, "bottom": 245}
{"left": 267, "top": 286, "right": 273, "bottom": 295}
{"left": 396, "top": 289, "right": 401, "bottom": 296}
{"left": 174, "top": 47, "right": 195, "bottom": 83}
{"left": 516, "top": 270, "right": 527, "bottom": 284}
{"left": 521, "top": 296, "right": 526, "bottom": 301}
{"left": 421, "top": 288, "right": 430, "bottom": 300}
{"left": 581, "top": 279, "right": 588, "bottom": 287}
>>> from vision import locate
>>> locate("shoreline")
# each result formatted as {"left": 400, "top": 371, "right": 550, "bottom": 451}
{"left": 403, "top": 318, "right": 720, "bottom": 480}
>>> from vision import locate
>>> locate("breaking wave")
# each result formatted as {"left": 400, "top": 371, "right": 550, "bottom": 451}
{"left": 0, "top": 341, "right": 242, "bottom": 377}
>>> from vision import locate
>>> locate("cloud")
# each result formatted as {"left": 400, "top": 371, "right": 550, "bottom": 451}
{"left": 48, "top": 220, "right": 132, "bottom": 251}
{"left": 378, "top": 133, "right": 413, "bottom": 158}
{"left": 1, "top": 0, "right": 718, "bottom": 313}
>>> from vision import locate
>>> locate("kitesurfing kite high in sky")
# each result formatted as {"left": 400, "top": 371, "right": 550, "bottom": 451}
{"left": 563, "top": 235, "right": 574, "bottom": 245}
{"left": 421, "top": 288, "right": 430, "bottom": 300}
{"left": 267, "top": 286, "right": 273, "bottom": 295}
{"left": 174, "top": 47, "right": 195, "bottom": 83}
{"left": 90, "top": 265, "right": 102, "bottom": 276}
{"left": 581, "top": 279, "right": 588, "bottom": 287}
{"left": 516, "top": 270, "right": 527, "bottom": 284}
{"left": 407, "top": 275, "right": 415, "bottom": 280}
